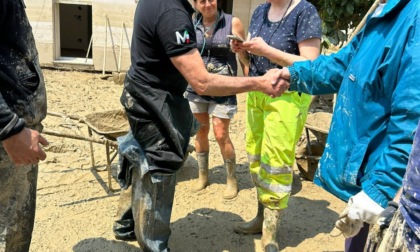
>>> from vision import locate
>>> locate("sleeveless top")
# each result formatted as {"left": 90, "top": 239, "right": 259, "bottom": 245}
{"left": 186, "top": 11, "right": 238, "bottom": 105}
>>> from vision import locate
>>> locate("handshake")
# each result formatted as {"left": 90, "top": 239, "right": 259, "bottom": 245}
{"left": 260, "top": 68, "right": 291, "bottom": 98}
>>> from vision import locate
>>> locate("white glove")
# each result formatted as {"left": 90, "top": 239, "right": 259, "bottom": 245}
{"left": 333, "top": 191, "right": 384, "bottom": 238}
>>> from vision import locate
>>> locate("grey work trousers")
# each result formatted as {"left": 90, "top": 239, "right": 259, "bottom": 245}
{"left": 115, "top": 168, "right": 176, "bottom": 252}
{"left": 0, "top": 147, "right": 38, "bottom": 252}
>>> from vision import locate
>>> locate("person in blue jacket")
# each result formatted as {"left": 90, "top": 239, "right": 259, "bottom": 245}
{"left": 277, "top": 0, "right": 420, "bottom": 250}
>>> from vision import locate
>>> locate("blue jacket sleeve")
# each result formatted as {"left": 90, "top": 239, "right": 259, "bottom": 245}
{"left": 362, "top": 12, "right": 420, "bottom": 205}
{"left": 288, "top": 32, "right": 361, "bottom": 95}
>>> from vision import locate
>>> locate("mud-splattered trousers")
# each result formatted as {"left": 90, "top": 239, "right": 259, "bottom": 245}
{"left": 115, "top": 171, "right": 176, "bottom": 252}
{"left": 0, "top": 1, "right": 47, "bottom": 251}
{"left": 374, "top": 208, "right": 410, "bottom": 252}
{"left": 114, "top": 132, "right": 177, "bottom": 252}
{"left": 399, "top": 119, "right": 420, "bottom": 251}
{"left": 0, "top": 151, "right": 38, "bottom": 252}
{"left": 246, "top": 91, "right": 311, "bottom": 209}
{"left": 114, "top": 73, "right": 194, "bottom": 251}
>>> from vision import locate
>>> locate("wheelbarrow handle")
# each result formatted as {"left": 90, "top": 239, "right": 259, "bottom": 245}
{"left": 47, "top": 111, "right": 84, "bottom": 122}
{"left": 42, "top": 129, "right": 118, "bottom": 148}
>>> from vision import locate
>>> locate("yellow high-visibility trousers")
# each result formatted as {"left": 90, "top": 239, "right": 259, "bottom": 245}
{"left": 246, "top": 91, "right": 311, "bottom": 210}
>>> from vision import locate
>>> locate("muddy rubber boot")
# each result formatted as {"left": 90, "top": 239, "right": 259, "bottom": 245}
{"left": 261, "top": 207, "right": 282, "bottom": 252}
{"left": 223, "top": 159, "right": 238, "bottom": 199}
{"left": 193, "top": 152, "right": 209, "bottom": 192}
{"left": 234, "top": 201, "right": 264, "bottom": 234}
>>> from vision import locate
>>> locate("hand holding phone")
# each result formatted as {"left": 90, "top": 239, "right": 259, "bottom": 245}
{"left": 227, "top": 35, "right": 245, "bottom": 42}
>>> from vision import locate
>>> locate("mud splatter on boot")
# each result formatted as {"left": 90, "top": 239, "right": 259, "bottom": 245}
{"left": 223, "top": 159, "right": 238, "bottom": 199}
{"left": 261, "top": 207, "right": 281, "bottom": 251}
{"left": 193, "top": 152, "right": 209, "bottom": 192}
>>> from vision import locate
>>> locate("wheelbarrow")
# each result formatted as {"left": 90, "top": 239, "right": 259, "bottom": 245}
{"left": 295, "top": 112, "right": 332, "bottom": 181}
{"left": 43, "top": 110, "right": 129, "bottom": 192}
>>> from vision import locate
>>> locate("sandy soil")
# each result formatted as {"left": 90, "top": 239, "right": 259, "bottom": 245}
{"left": 29, "top": 69, "right": 347, "bottom": 252}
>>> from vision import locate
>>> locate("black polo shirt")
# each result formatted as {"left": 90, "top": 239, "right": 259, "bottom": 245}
{"left": 127, "top": 0, "right": 197, "bottom": 96}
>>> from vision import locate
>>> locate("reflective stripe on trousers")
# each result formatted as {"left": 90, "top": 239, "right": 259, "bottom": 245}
{"left": 0, "top": 147, "right": 38, "bottom": 252}
{"left": 246, "top": 91, "right": 310, "bottom": 210}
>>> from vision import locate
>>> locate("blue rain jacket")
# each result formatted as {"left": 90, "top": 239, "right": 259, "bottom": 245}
{"left": 288, "top": 0, "right": 420, "bottom": 207}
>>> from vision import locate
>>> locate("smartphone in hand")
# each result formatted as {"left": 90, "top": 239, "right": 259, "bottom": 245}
{"left": 227, "top": 35, "right": 245, "bottom": 42}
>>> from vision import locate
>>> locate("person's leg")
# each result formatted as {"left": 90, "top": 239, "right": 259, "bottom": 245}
{"left": 211, "top": 104, "right": 237, "bottom": 199}
{"left": 258, "top": 92, "right": 311, "bottom": 250}
{"left": 131, "top": 168, "right": 176, "bottom": 252}
{"left": 345, "top": 223, "right": 370, "bottom": 252}
{"left": 235, "top": 92, "right": 265, "bottom": 232}
{"left": 113, "top": 186, "right": 136, "bottom": 241}
{"left": 0, "top": 147, "right": 38, "bottom": 252}
{"left": 367, "top": 208, "right": 408, "bottom": 252}
{"left": 189, "top": 101, "right": 211, "bottom": 191}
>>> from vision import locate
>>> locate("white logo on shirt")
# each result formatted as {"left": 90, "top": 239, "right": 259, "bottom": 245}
{"left": 176, "top": 30, "right": 190, "bottom": 44}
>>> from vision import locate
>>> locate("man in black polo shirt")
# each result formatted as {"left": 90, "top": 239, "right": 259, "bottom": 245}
{"left": 113, "top": 0, "right": 287, "bottom": 251}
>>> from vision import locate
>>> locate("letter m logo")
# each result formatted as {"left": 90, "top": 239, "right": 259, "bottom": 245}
{"left": 176, "top": 30, "right": 190, "bottom": 44}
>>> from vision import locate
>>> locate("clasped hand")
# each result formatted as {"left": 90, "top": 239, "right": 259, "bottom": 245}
{"left": 261, "top": 68, "right": 290, "bottom": 98}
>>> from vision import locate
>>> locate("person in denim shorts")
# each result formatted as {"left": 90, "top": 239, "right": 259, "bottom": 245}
{"left": 186, "top": 0, "right": 248, "bottom": 199}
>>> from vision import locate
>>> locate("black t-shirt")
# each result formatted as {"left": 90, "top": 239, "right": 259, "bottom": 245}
{"left": 127, "top": 0, "right": 197, "bottom": 96}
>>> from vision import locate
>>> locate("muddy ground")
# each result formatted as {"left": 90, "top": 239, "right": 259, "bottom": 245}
{"left": 29, "top": 69, "right": 346, "bottom": 252}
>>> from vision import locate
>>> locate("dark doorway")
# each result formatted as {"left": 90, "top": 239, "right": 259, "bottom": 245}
{"left": 220, "top": 0, "right": 233, "bottom": 14}
{"left": 59, "top": 4, "right": 92, "bottom": 58}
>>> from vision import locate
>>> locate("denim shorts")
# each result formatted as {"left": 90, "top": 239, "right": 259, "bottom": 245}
{"left": 189, "top": 101, "right": 237, "bottom": 119}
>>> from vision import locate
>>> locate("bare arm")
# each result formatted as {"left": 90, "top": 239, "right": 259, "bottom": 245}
{"left": 170, "top": 49, "right": 287, "bottom": 97}
{"left": 242, "top": 37, "right": 321, "bottom": 66}
{"left": 232, "top": 17, "right": 250, "bottom": 71}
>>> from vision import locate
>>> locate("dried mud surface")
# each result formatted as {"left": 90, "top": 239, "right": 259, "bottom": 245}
{"left": 30, "top": 69, "right": 346, "bottom": 252}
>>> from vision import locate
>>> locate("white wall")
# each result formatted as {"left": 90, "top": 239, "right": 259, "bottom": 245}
{"left": 26, "top": 0, "right": 265, "bottom": 72}
{"left": 26, "top": 0, "right": 136, "bottom": 72}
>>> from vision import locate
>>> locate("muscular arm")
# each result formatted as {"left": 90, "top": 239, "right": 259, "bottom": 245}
{"left": 170, "top": 49, "right": 285, "bottom": 97}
